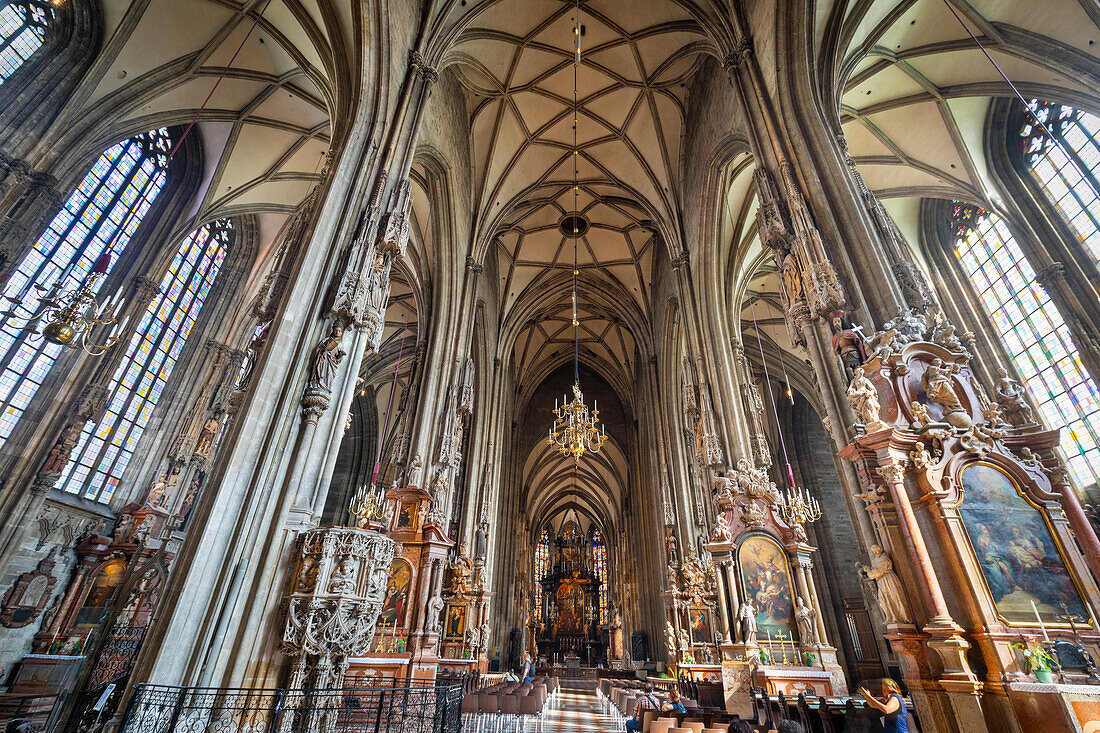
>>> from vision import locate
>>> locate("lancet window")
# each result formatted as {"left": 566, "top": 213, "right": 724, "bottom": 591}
{"left": 56, "top": 219, "right": 231, "bottom": 502}
{"left": 950, "top": 202, "right": 1100, "bottom": 489}
{"left": 0, "top": 0, "right": 51, "bottom": 83}
{"left": 1020, "top": 101, "right": 1100, "bottom": 268}
{"left": 534, "top": 529, "right": 549, "bottom": 622}
{"left": 0, "top": 129, "right": 173, "bottom": 449}
{"left": 592, "top": 529, "right": 608, "bottom": 625}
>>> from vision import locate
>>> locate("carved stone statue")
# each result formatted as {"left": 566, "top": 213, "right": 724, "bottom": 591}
{"left": 307, "top": 322, "right": 346, "bottom": 394}
{"left": 407, "top": 454, "right": 424, "bottom": 488}
{"left": 448, "top": 543, "right": 473, "bottom": 595}
{"left": 738, "top": 598, "right": 758, "bottom": 646}
{"left": 860, "top": 545, "right": 911, "bottom": 624}
{"left": 39, "top": 422, "right": 82, "bottom": 476}
{"left": 610, "top": 608, "right": 624, "bottom": 659}
{"left": 679, "top": 627, "right": 691, "bottom": 653}
{"left": 195, "top": 417, "right": 219, "bottom": 455}
{"left": 328, "top": 558, "right": 357, "bottom": 594}
{"left": 847, "top": 367, "right": 885, "bottom": 428}
{"left": 666, "top": 622, "right": 678, "bottom": 658}
{"left": 480, "top": 621, "right": 492, "bottom": 652}
{"left": 910, "top": 400, "right": 932, "bottom": 429}
{"left": 147, "top": 474, "right": 168, "bottom": 507}
{"left": 795, "top": 597, "right": 817, "bottom": 645}
{"left": 831, "top": 313, "right": 870, "bottom": 382}
{"left": 711, "top": 511, "right": 733, "bottom": 542}
{"left": 994, "top": 367, "right": 1034, "bottom": 426}
{"left": 465, "top": 624, "right": 480, "bottom": 651}
{"left": 427, "top": 595, "right": 445, "bottom": 635}
{"left": 920, "top": 358, "right": 968, "bottom": 427}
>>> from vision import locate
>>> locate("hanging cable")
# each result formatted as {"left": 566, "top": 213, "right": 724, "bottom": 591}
{"left": 572, "top": 0, "right": 581, "bottom": 385}
{"left": 369, "top": 316, "right": 409, "bottom": 495}
{"left": 940, "top": 0, "right": 1077, "bottom": 167}
{"left": 749, "top": 296, "right": 796, "bottom": 489}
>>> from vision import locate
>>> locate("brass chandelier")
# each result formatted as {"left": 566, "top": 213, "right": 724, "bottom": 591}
{"left": 2, "top": 252, "right": 122, "bottom": 356}
{"left": 548, "top": 2, "right": 606, "bottom": 463}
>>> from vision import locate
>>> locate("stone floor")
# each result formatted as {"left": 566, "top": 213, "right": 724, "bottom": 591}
{"left": 529, "top": 682, "right": 619, "bottom": 733}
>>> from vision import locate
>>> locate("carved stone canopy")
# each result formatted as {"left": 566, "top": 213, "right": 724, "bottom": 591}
{"left": 2, "top": 550, "right": 59, "bottom": 628}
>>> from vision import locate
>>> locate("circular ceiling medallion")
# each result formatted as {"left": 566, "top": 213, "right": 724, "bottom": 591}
{"left": 559, "top": 214, "right": 589, "bottom": 238}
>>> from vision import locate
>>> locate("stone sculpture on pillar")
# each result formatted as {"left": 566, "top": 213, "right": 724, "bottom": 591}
{"left": 847, "top": 368, "right": 886, "bottom": 430}
{"left": 795, "top": 597, "right": 817, "bottom": 645}
{"left": 858, "top": 545, "right": 911, "bottom": 625}
{"left": 738, "top": 599, "right": 758, "bottom": 646}
{"left": 830, "top": 312, "right": 870, "bottom": 382}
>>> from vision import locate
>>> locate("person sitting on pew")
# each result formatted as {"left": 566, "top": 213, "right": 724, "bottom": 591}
{"left": 858, "top": 679, "right": 908, "bottom": 733}
{"left": 661, "top": 689, "right": 686, "bottom": 713}
{"left": 729, "top": 722, "right": 753, "bottom": 733}
{"left": 776, "top": 722, "right": 805, "bottom": 733}
{"left": 625, "top": 682, "right": 660, "bottom": 733}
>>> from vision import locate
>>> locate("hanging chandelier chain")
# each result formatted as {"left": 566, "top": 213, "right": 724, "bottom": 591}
{"left": 548, "top": 0, "right": 606, "bottom": 463}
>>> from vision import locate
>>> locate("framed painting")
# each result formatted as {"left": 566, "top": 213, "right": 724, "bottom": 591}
{"left": 396, "top": 501, "right": 419, "bottom": 530}
{"left": 444, "top": 603, "right": 467, "bottom": 638}
{"left": 958, "top": 462, "right": 1089, "bottom": 625}
{"left": 737, "top": 535, "right": 797, "bottom": 639}
{"left": 687, "top": 606, "right": 713, "bottom": 645}
{"left": 379, "top": 560, "right": 412, "bottom": 629}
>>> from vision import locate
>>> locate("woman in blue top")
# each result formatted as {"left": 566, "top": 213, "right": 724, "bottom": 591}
{"left": 858, "top": 679, "right": 909, "bottom": 733}
{"left": 661, "top": 689, "right": 687, "bottom": 713}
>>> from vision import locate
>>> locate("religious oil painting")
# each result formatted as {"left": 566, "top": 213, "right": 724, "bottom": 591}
{"left": 445, "top": 604, "right": 467, "bottom": 638}
{"left": 396, "top": 501, "right": 418, "bottom": 530}
{"left": 958, "top": 463, "right": 1088, "bottom": 624}
{"left": 379, "top": 560, "right": 412, "bottom": 629}
{"left": 688, "top": 606, "right": 714, "bottom": 645}
{"left": 737, "top": 536, "right": 796, "bottom": 639}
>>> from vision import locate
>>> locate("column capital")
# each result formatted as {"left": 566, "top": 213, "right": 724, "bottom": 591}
{"left": 722, "top": 36, "right": 754, "bottom": 71}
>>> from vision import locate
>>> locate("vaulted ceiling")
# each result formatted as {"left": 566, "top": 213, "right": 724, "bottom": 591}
{"left": 64, "top": 0, "right": 356, "bottom": 275}
{"left": 445, "top": 0, "right": 719, "bottom": 399}
{"left": 825, "top": 0, "right": 1100, "bottom": 203}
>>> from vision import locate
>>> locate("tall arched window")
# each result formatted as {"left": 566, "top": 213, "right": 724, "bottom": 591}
{"left": 592, "top": 529, "right": 608, "bottom": 624}
{"left": 56, "top": 219, "right": 231, "bottom": 502}
{"left": 1020, "top": 101, "right": 1100, "bottom": 267}
{"left": 534, "top": 529, "right": 549, "bottom": 623}
{"left": 950, "top": 202, "right": 1100, "bottom": 489}
{"left": 0, "top": 0, "right": 51, "bottom": 83}
{"left": 0, "top": 129, "right": 173, "bottom": 448}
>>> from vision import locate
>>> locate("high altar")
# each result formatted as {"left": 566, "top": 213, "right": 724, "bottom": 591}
{"left": 534, "top": 522, "right": 603, "bottom": 664}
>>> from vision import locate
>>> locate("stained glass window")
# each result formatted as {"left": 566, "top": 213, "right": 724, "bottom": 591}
{"left": 534, "top": 529, "right": 550, "bottom": 623}
{"left": 951, "top": 202, "right": 1100, "bottom": 489}
{"left": 1020, "top": 101, "right": 1100, "bottom": 268}
{"left": 592, "top": 529, "right": 608, "bottom": 625}
{"left": 0, "top": 129, "right": 173, "bottom": 449}
{"left": 56, "top": 219, "right": 231, "bottom": 502}
{"left": 0, "top": 1, "right": 51, "bottom": 83}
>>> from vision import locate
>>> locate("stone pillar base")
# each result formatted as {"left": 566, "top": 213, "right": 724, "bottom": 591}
{"left": 1006, "top": 681, "right": 1100, "bottom": 733}
{"left": 720, "top": 659, "right": 755, "bottom": 718}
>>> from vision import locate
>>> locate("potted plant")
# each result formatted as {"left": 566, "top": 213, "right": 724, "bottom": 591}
{"left": 1011, "top": 639, "right": 1057, "bottom": 683}
{"left": 758, "top": 648, "right": 772, "bottom": 665}
{"left": 802, "top": 651, "right": 817, "bottom": 667}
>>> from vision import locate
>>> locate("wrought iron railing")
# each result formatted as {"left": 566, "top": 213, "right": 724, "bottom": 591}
{"left": 119, "top": 682, "right": 463, "bottom": 733}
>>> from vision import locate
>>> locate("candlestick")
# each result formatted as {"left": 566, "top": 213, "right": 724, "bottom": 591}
{"left": 1031, "top": 600, "right": 1050, "bottom": 641}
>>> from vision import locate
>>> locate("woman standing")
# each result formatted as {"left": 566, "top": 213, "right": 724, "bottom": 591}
{"left": 858, "top": 679, "right": 909, "bottom": 733}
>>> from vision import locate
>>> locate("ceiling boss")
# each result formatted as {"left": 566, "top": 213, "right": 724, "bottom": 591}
{"left": 547, "top": 2, "right": 606, "bottom": 463}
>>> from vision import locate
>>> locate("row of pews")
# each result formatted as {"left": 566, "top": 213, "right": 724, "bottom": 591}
{"left": 751, "top": 688, "right": 921, "bottom": 733}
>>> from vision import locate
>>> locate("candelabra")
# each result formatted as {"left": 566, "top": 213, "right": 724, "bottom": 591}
{"left": 1, "top": 254, "right": 124, "bottom": 356}
{"left": 548, "top": 383, "right": 607, "bottom": 461}
{"left": 778, "top": 486, "right": 822, "bottom": 527}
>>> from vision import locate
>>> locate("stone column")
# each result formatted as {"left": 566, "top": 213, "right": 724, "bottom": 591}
{"left": 0, "top": 156, "right": 63, "bottom": 282}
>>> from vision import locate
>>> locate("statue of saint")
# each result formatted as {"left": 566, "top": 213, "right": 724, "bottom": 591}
{"left": 920, "top": 358, "right": 964, "bottom": 417}
{"left": 738, "top": 598, "right": 758, "bottom": 646}
{"left": 427, "top": 595, "right": 445, "bottom": 634}
{"left": 328, "top": 558, "right": 356, "bottom": 594}
{"left": 147, "top": 474, "right": 169, "bottom": 507}
{"left": 994, "top": 367, "right": 1034, "bottom": 426}
{"left": 795, "top": 597, "right": 817, "bottom": 645}
{"left": 448, "top": 543, "right": 473, "bottom": 595}
{"left": 831, "top": 314, "right": 870, "bottom": 382}
{"left": 666, "top": 622, "right": 679, "bottom": 658}
{"left": 307, "top": 322, "right": 346, "bottom": 393}
{"left": 480, "top": 621, "right": 492, "bottom": 652}
{"left": 195, "top": 417, "right": 220, "bottom": 455}
{"left": 846, "top": 367, "right": 884, "bottom": 428}
{"left": 860, "top": 545, "right": 911, "bottom": 624}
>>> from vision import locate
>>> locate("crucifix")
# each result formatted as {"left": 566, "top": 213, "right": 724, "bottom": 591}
{"left": 775, "top": 631, "right": 791, "bottom": 665}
